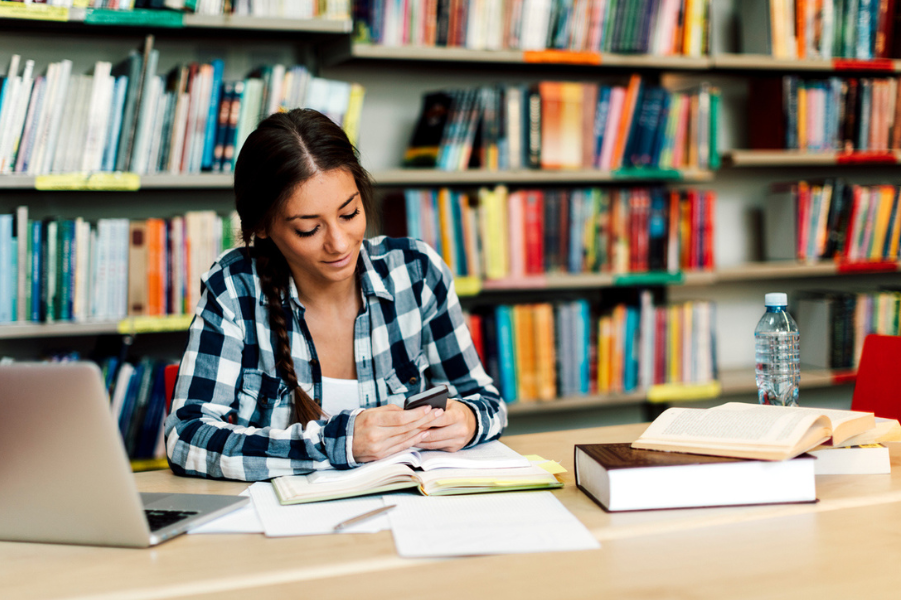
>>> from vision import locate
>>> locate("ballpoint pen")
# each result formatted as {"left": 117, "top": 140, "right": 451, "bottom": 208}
{"left": 333, "top": 505, "right": 396, "bottom": 532}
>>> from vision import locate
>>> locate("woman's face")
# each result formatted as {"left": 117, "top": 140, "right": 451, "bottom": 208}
{"left": 261, "top": 168, "right": 367, "bottom": 289}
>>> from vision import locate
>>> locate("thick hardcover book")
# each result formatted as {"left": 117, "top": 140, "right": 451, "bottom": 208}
{"left": 404, "top": 91, "right": 454, "bottom": 167}
{"left": 574, "top": 443, "right": 816, "bottom": 512}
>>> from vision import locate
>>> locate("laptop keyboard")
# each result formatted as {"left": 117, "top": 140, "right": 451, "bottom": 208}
{"left": 144, "top": 509, "right": 198, "bottom": 532}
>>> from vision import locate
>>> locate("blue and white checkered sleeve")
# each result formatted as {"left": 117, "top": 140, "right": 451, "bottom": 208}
{"left": 417, "top": 244, "right": 508, "bottom": 447}
{"left": 164, "top": 264, "right": 350, "bottom": 481}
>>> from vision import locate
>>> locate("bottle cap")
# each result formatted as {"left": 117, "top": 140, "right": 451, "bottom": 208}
{"left": 765, "top": 293, "right": 788, "bottom": 307}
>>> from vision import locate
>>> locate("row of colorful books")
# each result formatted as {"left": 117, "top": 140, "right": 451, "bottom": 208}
{"left": 404, "top": 77, "right": 719, "bottom": 172}
{"left": 401, "top": 186, "right": 715, "bottom": 280}
{"left": 0, "top": 207, "right": 239, "bottom": 324}
{"left": 797, "top": 289, "right": 901, "bottom": 370}
{"left": 354, "top": 0, "right": 711, "bottom": 56}
{"left": 7, "top": 0, "right": 350, "bottom": 19}
{"left": 0, "top": 40, "right": 364, "bottom": 176}
{"left": 765, "top": 180, "right": 901, "bottom": 263}
{"left": 740, "top": 0, "right": 899, "bottom": 60}
{"left": 749, "top": 76, "right": 901, "bottom": 152}
{"left": 464, "top": 292, "right": 717, "bottom": 402}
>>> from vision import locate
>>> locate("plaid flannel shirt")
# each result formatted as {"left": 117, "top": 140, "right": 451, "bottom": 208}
{"left": 165, "top": 236, "right": 507, "bottom": 481}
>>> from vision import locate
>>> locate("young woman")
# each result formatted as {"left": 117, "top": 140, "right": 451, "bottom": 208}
{"left": 165, "top": 109, "right": 507, "bottom": 481}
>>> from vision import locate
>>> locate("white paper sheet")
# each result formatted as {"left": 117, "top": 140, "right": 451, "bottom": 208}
{"left": 248, "top": 483, "right": 391, "bottom": 536}
{"left": 388, "top": 492, "right": 601, "bottom": 557}
{"left": 188, "top": 486, "right": 263, "bottom": 535}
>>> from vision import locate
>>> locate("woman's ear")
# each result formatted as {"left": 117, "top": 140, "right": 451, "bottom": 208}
{"left": 256, "top": 229, "right": 268, "bottom": 240}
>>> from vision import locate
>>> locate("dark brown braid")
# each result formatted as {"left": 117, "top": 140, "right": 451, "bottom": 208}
{"left": 234, "top": 109, "right": 376, "bottom": 427}
{"left": 253, "top": 238, "right": 323, "bottom": 425}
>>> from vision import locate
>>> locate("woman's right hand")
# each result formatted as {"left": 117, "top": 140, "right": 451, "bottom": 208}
{"left": 352, "top": 404, "right": 443, "bottom": 462}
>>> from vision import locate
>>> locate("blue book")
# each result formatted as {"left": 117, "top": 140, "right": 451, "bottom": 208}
{"left": 0, "top": 215, "right": 12, "bottom": 323}
{"left": 0, "top": 75, "right": 9, "bottom": 127}
{"left": 451, "top": 191, "right": 468, "bottom": 276}
{"left": 623, "top": 307, "right": 639, "bottom": 391}
{"left": 118, "top": 362, "right": 145, "bottom": 440}
{"left": 635, "top": 87, "right": 664, "bottom": 167}
{"left": 649, "top": 92, "right": 671, "bottom": 167}
{"left": 10, "top": 236, "right": 16, "bottom": 320}
{"left": 136, "top": 363, "right": 167, "bottom": 459}
{"left": 404, "top": 190, "right": 422, "bottom": 240}
{"left": 593, "top": 86, "right": 611, "bottom": 168}
{"left": 577, "top": 300, "right": 590, "bottom": 394}
{"left": 856, "top": 0, "right": 873, "bottom": 59}
{"left": 102, "top": 76, "right": 129, "bottom": 172}
{"left": 568, "top": 191, "right": 584, "bottom": 274}
{"left": 29, "top": 220, "right": 41, "bottom": 322}
{"left": 201, "top": 59, "right": 224, "bottom": 171}
{"left": 495, "top": 305, "right": 517, "bottom": 402}
{"left": 858, "top": 80, "right": 872, "bottom": 151}
{"left": 621, "top": 85, "right": 646, "bottom": 168}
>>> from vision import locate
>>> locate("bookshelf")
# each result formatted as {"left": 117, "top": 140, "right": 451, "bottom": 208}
{"left": 4, "top": 0, "right": 901, "bottom": 450}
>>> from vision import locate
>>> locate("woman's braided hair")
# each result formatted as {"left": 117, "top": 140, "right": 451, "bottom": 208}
{"left": 234, "top": 109, "right": 375, "bottom": 426}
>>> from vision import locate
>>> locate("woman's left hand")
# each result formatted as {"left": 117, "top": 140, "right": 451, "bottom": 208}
{"left": 412, "top": 398, "right": 477, "bottom": 452}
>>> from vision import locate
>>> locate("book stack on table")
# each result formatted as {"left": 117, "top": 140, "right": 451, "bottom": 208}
{"left": 575, "top": 402, "right": 901, "bottom": 512}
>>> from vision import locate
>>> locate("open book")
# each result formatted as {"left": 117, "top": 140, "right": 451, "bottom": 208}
{"left": 632, "top": 402, "right": 877, "bottom": 461}
{"left": 271, "top": 441, "right": 564, "bottom": 505}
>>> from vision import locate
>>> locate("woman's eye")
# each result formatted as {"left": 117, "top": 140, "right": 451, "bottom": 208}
{"left": 295, "top": 228, "right": 318, "bottom": 238}
{"left": 341, "top": 209, "right": 361, "bottom": 221}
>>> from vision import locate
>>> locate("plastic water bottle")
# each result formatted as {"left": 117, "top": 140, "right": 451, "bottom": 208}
{"left": 754, "top": 293, "right": 800, "bottom": 406}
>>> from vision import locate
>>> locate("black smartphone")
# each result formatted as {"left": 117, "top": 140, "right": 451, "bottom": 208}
{"left": 403, "top": 385, "right": 448, "bottom": 411}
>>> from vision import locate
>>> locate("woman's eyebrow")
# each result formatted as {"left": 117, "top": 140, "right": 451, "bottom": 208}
{"left": 286, "top": 192, "right": 359, "bottom": 221}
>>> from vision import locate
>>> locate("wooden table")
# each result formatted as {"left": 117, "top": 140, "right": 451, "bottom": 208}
{"left": 4, "top": 423, "right": 901, "bottom": 600}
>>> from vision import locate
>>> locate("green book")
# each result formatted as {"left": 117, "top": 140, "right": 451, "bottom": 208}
{"left": 709, "top": 87, "right": 720, "bottom": 170}
{"left": 83, "top": 9, "right": 183, "bottom": 28}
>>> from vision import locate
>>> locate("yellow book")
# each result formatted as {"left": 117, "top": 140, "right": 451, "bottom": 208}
{"left": 343, "top": 83, "right": 365, "bottom": 147}
{"left": 611, "top": 305, "right": 626, "bottom": 393}
{"left": 887, "top": 189, "right": 901, "bottom": 259}
{"left": 480, "top": 186, "right": 509, "bottom": 279}
{"left": 460, "top": 194, "right": 480, "bottom": 278}
{"left": 682, "top": 302, "right": 693, "bottom": 384}
{"left": 436, "top": 187, "right": 456, "bottom": 274}
{"left": 798, "top": 85, "right": 807, "bottom": 151}
{"left": 559, "top": 82, "right": 584, "bottom": 169}
{"left": 870, "top": 186, "right": 895, "bottom": 260}
{"left": 669, "top": 304, "right": 681, "bottom": 384}
{"left": 533, "top": 303, "right": 557, "bottom": 401}
{"left": 598, "top": 316, "right": 612, "bottom": 393}
{"left": 682, "top": 0, "right": 695, "bottom": 55}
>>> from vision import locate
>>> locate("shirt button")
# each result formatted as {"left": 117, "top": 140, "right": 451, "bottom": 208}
{"left": 310, "top": 359, "right": 318, "bottom": 366}
{"left": 409, "top": 376, "right": 418, "bottom": 384}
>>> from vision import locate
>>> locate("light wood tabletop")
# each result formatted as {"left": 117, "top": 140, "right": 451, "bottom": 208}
{"left": 4, "top": 423, "right": 901, "bottom": 600}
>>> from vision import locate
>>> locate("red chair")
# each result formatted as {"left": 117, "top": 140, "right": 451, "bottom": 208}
{"left": 163, "top": 363, "right": 179, "bottom": 415}
{"left": 850, "top": 335, "right": 901, "bottom": 422}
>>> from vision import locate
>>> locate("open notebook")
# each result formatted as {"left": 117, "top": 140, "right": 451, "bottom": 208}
{"left": 271, "top": 441, "right": 564, "bottom": 504}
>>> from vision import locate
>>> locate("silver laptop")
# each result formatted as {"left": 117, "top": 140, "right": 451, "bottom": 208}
{"left": 0, "top": 362, "right": 248, "bottom": 548}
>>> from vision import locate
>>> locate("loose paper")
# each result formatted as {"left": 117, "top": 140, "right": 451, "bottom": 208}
{"left": 388, "top": 492, "right": 600, "bottom": 557}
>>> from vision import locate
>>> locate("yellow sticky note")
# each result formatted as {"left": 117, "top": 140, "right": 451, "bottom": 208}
{"left": 525, "top": 455, "right": 567, "bottom": 475}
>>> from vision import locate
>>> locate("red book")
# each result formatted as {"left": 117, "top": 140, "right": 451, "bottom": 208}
{"left": 468, "top": 313, "right": 485, "bottom": 365}
{"left": 654, "top": 307, "right": 666, "bottom": 385}
{"left": 702, "top": 191, "right": 715, "bottom": 270}
{"left": 687, "top": 190, "right": 700, "bottom": 269}
{"left": 638, "top": 190, "right": 650, "bottom": 272}
{"left": 523, "top": 190, "right": 545, "bottom": 275}
{"left": 629, "top": 191, "right": 639, "bottom": 271}
{"left": 797, "top": 182, "right": 810, "bottom": 260}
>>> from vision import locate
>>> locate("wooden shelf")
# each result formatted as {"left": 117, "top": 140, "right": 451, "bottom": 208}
{"left": 345, "top": 43, "right": 712, "bottom": 69}
{"left": 714, "top": 53, "right": 901, "bottom": 73}
{"left": 372, "top": 168, "right": 714, "bottom": 186}
{"left": 723, "top": 150, "right": 901, "bottom": 167}
{"left": 0, "top": 4, "right": 351, "bottom": 33}
{"left": 180, "top": 14, "right": 351, "bottom": 33}
{"left": 0, "top": 315, "right": 193, "bottom": 339}
{"left": 505, "top": 366, "right": 855, "bottom": 417}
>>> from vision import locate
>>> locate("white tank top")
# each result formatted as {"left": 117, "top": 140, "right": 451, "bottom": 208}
{"left": 320, "top": 375, "right": 361, "bottom": 417}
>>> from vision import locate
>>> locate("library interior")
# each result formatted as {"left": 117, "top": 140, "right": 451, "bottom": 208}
{"left": 3, "top": 0, "right": 901, "bottom": 598}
